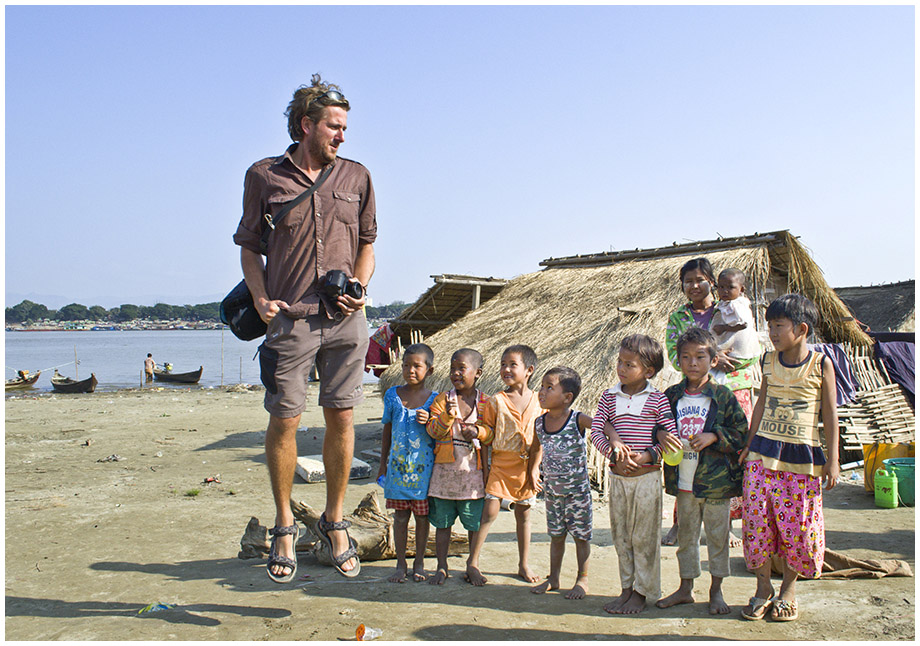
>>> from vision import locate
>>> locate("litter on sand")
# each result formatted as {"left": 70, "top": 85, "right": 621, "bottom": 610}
{"left": 356, "top": 624, "right": 382, "bottom": 641}
{"left": 97, "top": 454, "right": 124, "bottom": 462}
{"left": 137, "top": 603, "right": 176, "bottom": 615}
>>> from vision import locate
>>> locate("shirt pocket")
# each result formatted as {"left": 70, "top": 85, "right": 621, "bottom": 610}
{"left": 266, "top": 192, "right": 307, "bottom": 230}
{"left": 331, "top": 191, "right": 361, "bottom": 224}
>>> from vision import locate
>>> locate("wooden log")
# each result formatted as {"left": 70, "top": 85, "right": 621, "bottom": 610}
{"left": 290, "top": 491, "right": 469, "bottom": 563}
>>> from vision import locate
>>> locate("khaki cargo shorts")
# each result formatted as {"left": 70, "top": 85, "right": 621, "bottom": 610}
{"left": 258, "top": 309, "right": 369, "bottom": 417}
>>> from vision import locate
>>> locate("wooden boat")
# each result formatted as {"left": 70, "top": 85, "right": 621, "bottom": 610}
{"left": 51, "top": 369, "right": 98, "bottom": 394}
{"left": 6, "top": 370, "right": 40, "bottom": 390}
{"left": 153, "top": 366, "right": 203, "bottom": 384}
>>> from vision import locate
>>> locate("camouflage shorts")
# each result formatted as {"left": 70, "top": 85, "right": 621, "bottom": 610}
{"left": 544, "top": 486, "right": 593, "bottom": 541}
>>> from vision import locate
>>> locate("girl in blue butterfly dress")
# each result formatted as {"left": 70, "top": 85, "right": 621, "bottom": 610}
{"left": 377, "top": 343, "right": 438, "bottom": 582}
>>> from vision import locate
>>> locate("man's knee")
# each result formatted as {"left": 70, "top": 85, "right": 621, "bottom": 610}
{"left": 267, "top": 414, "right": 301, "bottom": 438}
{"left": 323, "top": 406, "right": 354, "bottom": 430}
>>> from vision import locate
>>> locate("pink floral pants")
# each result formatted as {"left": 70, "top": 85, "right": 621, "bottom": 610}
{"left": 742, "top": 460, "right": 825, "bottom": 578}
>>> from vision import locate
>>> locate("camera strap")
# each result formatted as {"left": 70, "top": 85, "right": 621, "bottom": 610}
{"left": 259, "top": 163, "right": 334, "bottom": 255}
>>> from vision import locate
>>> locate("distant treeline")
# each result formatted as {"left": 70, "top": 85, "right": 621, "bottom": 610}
{"left": 5, "top": 299, "right": 411, "bottom": 324}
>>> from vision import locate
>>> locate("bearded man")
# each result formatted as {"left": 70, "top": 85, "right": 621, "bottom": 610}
{"left": 233, "top": 74, "right": 376, "bottom": 582}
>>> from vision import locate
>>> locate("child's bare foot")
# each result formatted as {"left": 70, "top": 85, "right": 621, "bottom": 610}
{"left": 729, "top": 530, "right": 742, "bottom": 548}
{"left": 656, "top": 587, "right": 694, "bottom": 608}
{"left": 518, "top": 565, "right": 539, "bottom": 583}
{"left": 661, "top": 523, "right": 679, "bottom": 546}
{"left": 387, "top": 565, "right": 408, "bottom": 583}
{"left": 412, "top": 563, "right": 428, "bottom": 582}
{"left": 616, "top": 590, "right": 647, "bottom": 614}
{"left": 427, "top": 568, "right": 449, "bottom": 585}
{"left": 565, "top": 575, "right": 588, "bottom": 600}
{"left": 603, "top": 588, "right": 633, "bottom": 614}
{"left": 464, "top": 565, "right": 487, "bottom": 586}
{"left": 709, "top": 588, "right": 730, "bottom": 615}
{"left": 531, "top": 576, "right": 560, "bottom": 594}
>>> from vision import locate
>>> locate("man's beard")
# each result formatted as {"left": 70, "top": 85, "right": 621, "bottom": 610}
{"left": 309, "top": 135, "right": 337, "bottom": 164}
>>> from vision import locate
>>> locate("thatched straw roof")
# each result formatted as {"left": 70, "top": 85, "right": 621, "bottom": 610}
{"left": 388, "top": 274, "right": 509, "bottom": 345}
{"left": 835, "top": 279, "right": 915, "bottom": 333}
{"left": 379, "top": 230, "right": 871, "bottom": 413}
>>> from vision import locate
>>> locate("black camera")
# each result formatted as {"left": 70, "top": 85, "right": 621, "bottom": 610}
{"left": 322, "top": 270, "right": 364, "bottom": 300}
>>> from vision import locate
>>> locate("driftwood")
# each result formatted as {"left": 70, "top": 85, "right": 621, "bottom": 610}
{"left": 239, "top": 490, "right": 469, "bottom": 562}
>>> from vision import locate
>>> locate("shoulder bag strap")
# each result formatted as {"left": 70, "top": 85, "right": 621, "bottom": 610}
{"left": 259, "top": 163, "right": 334, "bottom": 255}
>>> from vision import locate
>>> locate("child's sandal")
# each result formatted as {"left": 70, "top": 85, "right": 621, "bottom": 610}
{"left": 771, "top": 599, "right": 798, "bottom": 622}
{"left": 741, "top": 595, "right": 774, "bottom": 620}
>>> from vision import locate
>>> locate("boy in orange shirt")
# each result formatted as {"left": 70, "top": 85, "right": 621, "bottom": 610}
{"left": 466, "top": 344, "right": 544, "bottom": 585}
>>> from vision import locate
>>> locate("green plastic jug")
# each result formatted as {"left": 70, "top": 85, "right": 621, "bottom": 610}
{"left": 874, "top": 468, "right": 898, "bottom": 508}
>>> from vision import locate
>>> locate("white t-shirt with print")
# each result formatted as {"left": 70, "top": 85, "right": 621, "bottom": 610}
{"left": 676, "top": 392, "right": 711, "bottom": 492}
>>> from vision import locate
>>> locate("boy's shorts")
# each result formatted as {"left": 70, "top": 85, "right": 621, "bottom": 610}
{"left": 428, "top": 497, "right": 484, "bottom": 532}
{"left": 545, "top": 488, "right": 593, "bottom": 541}
{"left": 386, "top": 498, "right": 429, "bottom": 516}
{"left": 259, "top": 310, "right": 369, "bottom": 417}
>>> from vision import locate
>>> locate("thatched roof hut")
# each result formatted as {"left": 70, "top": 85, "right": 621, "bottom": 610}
{"left": 380, "top": 231, "right": 871, "bottom": 411}
{"left": 834, "top": 279, "right": 915, "bottom": 333}
{"left": 388, "top": 274, "right": 509, "bottom": 346}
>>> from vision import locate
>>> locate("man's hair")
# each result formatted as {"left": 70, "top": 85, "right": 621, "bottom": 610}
{"left": 544, "top": 366, "right": 582, "bottom": 402}
{"left": 619, "top": 334, "right": 664, "bottom": 375}
{"left": 679, "top": 257, "right": 717, "bottom": 285}
{"left": 451, "top": 348, "right": 484, "bottom": 371}
{"left": 285, "top": 73, "right": 350, "bottom": 142}
{"left": 719, "top": 267, "right": 746, "bottom": 287}
{"left": 766, "top": 293, "right": 819, "bottom": 333}
{"left": 676, "top": 327, "right": 718, "bottom": 361}
{"left": 403, "top": 343, "right": 434, "bottom": 369}
{"left": 502, "top": 344, "right": 537, "bottom": 369}
{"left": 147, "top": 353, "right": 152, "bottom": 358}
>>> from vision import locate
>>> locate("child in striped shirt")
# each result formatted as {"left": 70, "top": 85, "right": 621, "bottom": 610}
{"left": 590, "top": 334, "right": 676, "bottom": 615}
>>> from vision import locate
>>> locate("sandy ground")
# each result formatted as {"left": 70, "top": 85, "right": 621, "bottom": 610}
{"left": 4, "top": 385, "right": 915, "bottom": 641}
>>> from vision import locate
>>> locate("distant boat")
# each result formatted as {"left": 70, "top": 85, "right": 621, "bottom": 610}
{"left": 6, "top": 370, "right": 40, "bottom": 390}
{"left": 153, "top": 366, "right": 203, "bottom": 384}
{"left": 51, "top": 369, "right": 97, "bottom": 394}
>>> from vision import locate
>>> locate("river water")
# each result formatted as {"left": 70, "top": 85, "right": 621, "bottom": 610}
{"left": 4, "top": 329, "right": 379, "bottom": 393}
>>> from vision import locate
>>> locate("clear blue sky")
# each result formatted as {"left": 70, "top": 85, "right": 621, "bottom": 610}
{"left": 5, "top": 5, "right": 914, "bottom": 310}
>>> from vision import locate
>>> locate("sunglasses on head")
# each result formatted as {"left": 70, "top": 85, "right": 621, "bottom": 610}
{"left": 310, "top": 89, "right": 349, "bottom": 107}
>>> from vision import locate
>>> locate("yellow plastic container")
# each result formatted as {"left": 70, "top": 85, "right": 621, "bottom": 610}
{"left": 863, "top": 442, "right": 914, "bottom": 492}
{"left": 874, "top": 468, "right": 898, "bottom": 508}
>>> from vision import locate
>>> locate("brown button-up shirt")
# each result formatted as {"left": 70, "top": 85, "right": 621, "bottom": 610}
{"left": 233, "top": 144, "right": 377, "bottom": 319}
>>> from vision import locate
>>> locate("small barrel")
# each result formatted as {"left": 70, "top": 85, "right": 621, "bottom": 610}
{"left": 874, "top": 468, "right": 899, "bottom": 509}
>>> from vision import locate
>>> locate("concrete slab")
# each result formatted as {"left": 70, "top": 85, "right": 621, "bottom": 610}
{"left": 360, "top": 448, "right": 381, "bottom": 463}
{"left": 295, "top": 455, "right": 371, "bottom": 483}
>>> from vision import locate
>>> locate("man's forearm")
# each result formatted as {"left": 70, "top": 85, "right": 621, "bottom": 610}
{"left": 353, "top": 242, "right": 375, "bottom": 288}
{"left": 241, "top": 248, "right": 268, "bottom": 303}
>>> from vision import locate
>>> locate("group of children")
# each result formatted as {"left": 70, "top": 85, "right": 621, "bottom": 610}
{"left": 376, "top": 282, "right": 839, "bottom": 623}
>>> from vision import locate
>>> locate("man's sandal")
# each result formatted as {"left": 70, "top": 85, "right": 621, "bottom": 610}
{"left": 316, "top": 512, "right": 361, "bottom": 578}
{"left": 741, "top": 594, "right": 774, "bottom": 620}
{"left": 266, "top": 524, "right": 299, "bottom": 584}
{"left": 771, "top": 599, "right": 798, "bottom": 622}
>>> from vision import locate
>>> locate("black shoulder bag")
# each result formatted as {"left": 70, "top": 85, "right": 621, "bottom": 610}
{"left": 220, "top": 165, "right": 334, "bottom": 341}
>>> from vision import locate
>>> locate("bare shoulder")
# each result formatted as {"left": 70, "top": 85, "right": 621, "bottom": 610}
{"left": 820, "top": 353, "right": 836, "bottom": 377}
